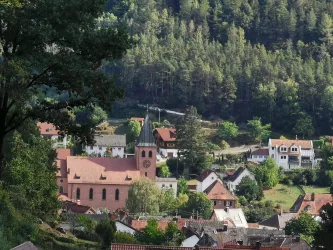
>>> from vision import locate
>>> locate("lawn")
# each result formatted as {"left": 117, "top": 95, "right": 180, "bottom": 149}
{"left": 263, "top": 184, "right": 303, "bottom": 212}
{"left": 301, "top": 186, "right": 330, "bottom": 194}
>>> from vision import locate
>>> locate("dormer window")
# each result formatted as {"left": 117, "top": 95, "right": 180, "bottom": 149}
{"left": 280, "top": 146, "right": 287, "bottom": 152}
{"left": 291, "top": 147, "right": 298, "bottom": 152}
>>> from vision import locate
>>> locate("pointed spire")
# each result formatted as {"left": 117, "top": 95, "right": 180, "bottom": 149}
{"left": 136, "top": 114, "right": 156, "bottom": 147}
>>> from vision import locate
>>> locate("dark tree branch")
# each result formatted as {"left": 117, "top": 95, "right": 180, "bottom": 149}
{"left": 4, "top": 114, "right": 31, "bottom": 135}
{"left": 26, "top": 64, "right": 56, "bottom": 89}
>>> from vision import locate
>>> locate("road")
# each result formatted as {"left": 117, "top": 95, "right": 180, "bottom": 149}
{"left": 214, "top": 144, "right": 259, "bottom": 155}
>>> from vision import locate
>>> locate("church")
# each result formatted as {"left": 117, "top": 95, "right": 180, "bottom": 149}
{"left": 56, "top": 115, "right": 157, "bottom": 211}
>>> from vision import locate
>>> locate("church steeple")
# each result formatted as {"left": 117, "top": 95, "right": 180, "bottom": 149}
{"left": 136, "top": 114, "right": 156, "bottom": 147}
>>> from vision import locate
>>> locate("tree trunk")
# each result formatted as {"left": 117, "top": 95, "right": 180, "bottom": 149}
{"left": 0, "top": 112, "right": 5, "bottom": 180}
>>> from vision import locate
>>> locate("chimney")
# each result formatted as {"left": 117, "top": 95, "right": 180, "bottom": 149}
{"left": 76, "top": 200, "right": 80, "bottom": 205}
{"left": 67, "top": 168, "right": 70, "bottom": 174}
{"left": 256, "top": 241, "right": 261, "bottom": 250}
{"left": 225, "top": 207, "right": 229, "bottom": 213}
{"left": 311, "top": 193, "right": 315, "bottom": 201}
{"left": 296, "top": 235, "right": 300, "bottom": 242}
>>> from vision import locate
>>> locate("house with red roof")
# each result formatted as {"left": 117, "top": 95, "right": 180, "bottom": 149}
{"left": 196, "top": 169, "right": 220, "bottom": 192}
{"left": 37, "top": 122, "right": 67, "bottom": 148}
{"left": 153, "top": 128, "right": 178, "bottom": 158}
{"left": 224, "top": 167, "right": 256, "bottom": 193}
{"left": 204, "top": 180, "right": 236, "bottom": 209}
{"left": 130, "top": 117, "right": 145, "bottom": 127}
{"left": 55, "top": 115, "right": 158, "bottom": 211}
{"left": 290, "top": 193, "right": 333, "bottom": 216}
{"left": 248, "top": 148, "right": 269, "bottom": 163}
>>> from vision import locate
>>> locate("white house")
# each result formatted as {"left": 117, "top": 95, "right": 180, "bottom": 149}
{"left": 268, "top": 139, "right": 315, "bottom": 170}
{"left": 248, "top": 148, "right": 269, "bottom": 163}
{"left": 224, "top": 167, "right": 256, "bottom": 193}
{"left": 37, "top": 122, "right": 67, "bottom": 148}
{"left": 211, "top": 207, "right": 248, "bottom": 228}
{"left": 196, "top": 169, "right": 219, "bottom": 192}
{"left": 155, "top": 177, "right": 178, "bottom": 197}
{"left": 83, "top": 134, "right": 126, "bottom": 158}
{"left": 115, "top": 221, "right": 137, "bottom": 235}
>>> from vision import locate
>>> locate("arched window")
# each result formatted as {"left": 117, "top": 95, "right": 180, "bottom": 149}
{"left": 76, "top": 188, "right": 80, "bottom": 200}
{"left": 115, "top": 189, "right": 119, "bottom": 201}
{"left": 149, "top": 151, "right": 152, "bottom": 158}
{"left": 89, "top": 188, "right": 93, "bottom": 200}
{"left": 59, "top": 186, "right": 63, "bottom": 193}
{"left": 141, "top": 150, "right": 146, "bottom": 158}
{"left": 102, "top": 188, "right": 106, "bottom": 200}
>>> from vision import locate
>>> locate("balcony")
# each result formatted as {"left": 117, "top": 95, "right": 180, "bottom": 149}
{"left": 288, "top": 159, "right": 300, "bottom": 164}
{"left": 301, "top": 160, "right": 313, "bottom": 168}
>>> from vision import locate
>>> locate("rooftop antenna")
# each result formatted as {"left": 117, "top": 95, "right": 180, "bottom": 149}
{"left": 296, "top": 135, "right": 298, "bottom": 140}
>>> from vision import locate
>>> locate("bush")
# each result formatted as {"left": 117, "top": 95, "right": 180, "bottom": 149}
{"left": 238, "top": 196, "right": 248, "bottom": 206}
{"left": 220, "top": 140, "right": 230, "bottom": 150}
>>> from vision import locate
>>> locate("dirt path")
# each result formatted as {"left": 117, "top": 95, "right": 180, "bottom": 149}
{"left": 214, "top": 144, "right": 259, "bottom": 155}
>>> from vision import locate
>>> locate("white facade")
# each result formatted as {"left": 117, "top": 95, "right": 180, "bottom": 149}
{"left": 248, "top": 154, "right": 268, "bottom": 163}
{"left": 213, "top": 208, "right": 248, "bottom": 228}
{"left": 226, "top": 168, "right": 256, "bottom": 193}
{"left": 268, "top": 139, "right": 315, "bottom": 170}
{"left": 196, "top": 171, "right": 219, "bottom": 192}
{"left": 115, "top": 221, "right": 136, "bottom": 235}
{"left": 181, "top": 235, "right": 200, "bottom": 247}
{"left": 42, "top": 134, "right": 67, "bottom": 148}
{"left": 158, "top": 148, "right": 179, "bottom": 158}
{"left": 155, "top": 177, "right": 178, "bottom": 197}
{"left": 84, "top": 145, "right": 125, "bottom": 158}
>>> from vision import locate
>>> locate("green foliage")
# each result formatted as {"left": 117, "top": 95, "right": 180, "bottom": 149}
{"left": 247, "top": 118, "right": 271, "bottom": 144}
{"left": 236, "top": 176, "right": 263, "bottom": 202}
{"left": 4, "top": 129, "right": 59, "bottom": 219}
{"left": 285, "top": 211, "right": 319, "bottom": 244}
{"left": 315, "top": 203, "right": 333, "bottom": 249}
{"left": 113, "top": 231, "right": 137, "bottom": 244}
{"left": 126, "top": 178, "right": 162, "bottom": 214}
{"left": 95, "top": 220, "right": 116, "bottom": 249}
{"left": 128, "top": 120, "right": 141, "bottom": 142}
{"left": 135, "top": 220, "right": 184, "bottom": 246}
{"left": 257, "top": 158, "right": 279, "bottom": 189}
{"left": 220, "top": 140, "right": 230, "bottom": 150}
{"left": 205, "top": 142, "right": 220, "bottom": 153}
{"left": 177, "top": 177, "right": 189, "bottom": 194}
{"left": 243, "top": 201, "right": 276, "bottom": 223}
{"left": 218, "top": 121, "right": 239, "bottom": 141}
{"left": 176, "top": 106, "right": 208, "bottom": 177}
{"left": 159, "top": 163, "right": 171, "bottom": 177}
{"left": 76, "top": 215, "right": 97, "bottom": 235}
{"left": 238, "top": 196, "right": 248, "bottom": 206}
{"left": 181, "top": 192, "right": 213, "bottom": 219}
{"left": 293, "top": 114, "right": 314, "bottom": 139}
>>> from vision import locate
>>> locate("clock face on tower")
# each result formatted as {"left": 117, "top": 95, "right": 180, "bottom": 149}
{"left": 143, "top": 159, "right": 151, "bottom": 168}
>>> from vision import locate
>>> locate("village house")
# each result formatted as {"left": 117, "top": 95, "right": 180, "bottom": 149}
{"left": 211, "top": 208, "right": 248, "bottom": 228}
{"left": 268, "top": 139, "right": 315, "bottom": 170}
{"left": 196, "top": 169, "right": 220, "bottom": 192}
{"left": 37, "top": 122, "right": 67, "bottom": 148}
{"left": 248, "top": 148, "right": 269, "bottom": 163}
{"left": 204, "top": 180, "right": 237, "bottom": 209}
{"left": 224, "top": 167, "right": 256, "bottom": 193}
{"left": 155, "top": 177, "right": 178, "bottom": 197}
{"left": 290, "top": 193, "right": 333, "bottom": 217}
{"left": 153, "top": 128, "right": 178, "bottom": 158}
{"left": 259, "top": 213, "right": 297, "bottom": 230}
{"left": 56, "top": 115, "right": 157, "bottom": 211}
{"left": 83, "top": 134, "right": 126, "bottom": 158}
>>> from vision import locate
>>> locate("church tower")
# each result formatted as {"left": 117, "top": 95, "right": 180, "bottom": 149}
{"left": 135, "top": 115, "right": 157, "bottom": 180}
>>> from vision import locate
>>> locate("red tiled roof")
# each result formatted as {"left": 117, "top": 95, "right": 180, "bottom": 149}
{"left": 205, "top": 180, "right": 236, "bottom": 201}
{"left": 56, "top": 149, "right": 71, "bottom": 177}
{"left": 130, "top": 117, "right": 145, "bottom": 122}
{"left": 58, "top": 194, "right": 70, "bottom": 201}
{"left": 271, "top": 139, "right": 312, "bottom": 149}
{"left": 37, "top": 122, "right": 59, "bottom": 135}
{"left": 131, "top": 220, "right": 183, "bottom": 231}
{"left": 297, "top": 194, "right": 333, "bottom": 215}
{"left": 67, "top": 157, "right": 141, "bottom": 185}
{"left": 252, "top": 148, "right": 269, "bottom": 155}
{"left": 155, "top": 128, "right": 176, "bottom": 142}
{"left": 62, "top": 201, "right": 96, "bottom": 214}
{"left": 196, "top": 169, "right": 216, "bottom": 182}
{"left": 247, "top": 223, "right": 259, "bottom": 229}
{"left": 56, "top": 148, "right": 71, "bottom": 160}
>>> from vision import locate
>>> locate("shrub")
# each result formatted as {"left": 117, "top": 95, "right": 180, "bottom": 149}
{"left": 220, "top": 140, "right": 230, "bottom": 150}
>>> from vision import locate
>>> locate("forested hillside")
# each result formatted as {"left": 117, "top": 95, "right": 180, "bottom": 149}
{"left": 104, "top": 0, "right": 333, "bottom": 135}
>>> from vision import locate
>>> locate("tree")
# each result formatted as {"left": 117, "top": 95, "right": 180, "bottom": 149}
{"left": 182, "top": 192, "right": 213, "bottom": 219}
{"left": 128, "top": 120, "right": 141, "bottom": 142}
{"left": 315, "top": 203, "right": 333, "bottom": 249}
{"left": 135, "top": 219, "right": 164, "bottom": 245}
{"left": 293, "top": 114, "right": 314, "bottom": 139}
{"left": 4, "top": 127, "right": 59, "bottom": 219}
{"left": 285, "top": 211, "right": 319, "bottom": 244}
{"left": 159, "top": 163, "right": 171, "bottom": 177}
{"left": 113, "top": 231, "right": 137, "bottom": 244}
{"left": 95, "top": 219, "right": 117, "bottom": 249}
{"left": 77, "top": 215, "right": 97, "bottom": 235}
{"left": 243, "top": 201, "right": 276, "bottom": 223}
{"left": 235, "top": 176, "right": 262, "bottom": 201}
{"left": 126, "top": 178, "right": 162, "bottom": 214}
{"left": 218, "top": 121, "right": 239, "bottom": 141}
{"left": 177, "top": 177, "right": 189, "bottom": 194}
{"left": 164, "top": 221, "right": 185, "bottom": 246}
{"left": 0, "top": 1, "right": 132, "bottom": 177}
{"left": 259, "top": 157, "right": 279, "bottom": 188}
{"left": 176, "top": 106, "right": 207, "bottom": 177}
{"left": 160, "top": 188, "right": 177, "bottom": 212}
{"left": 247, "top": 118, "right": 271, "bottom": 144}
